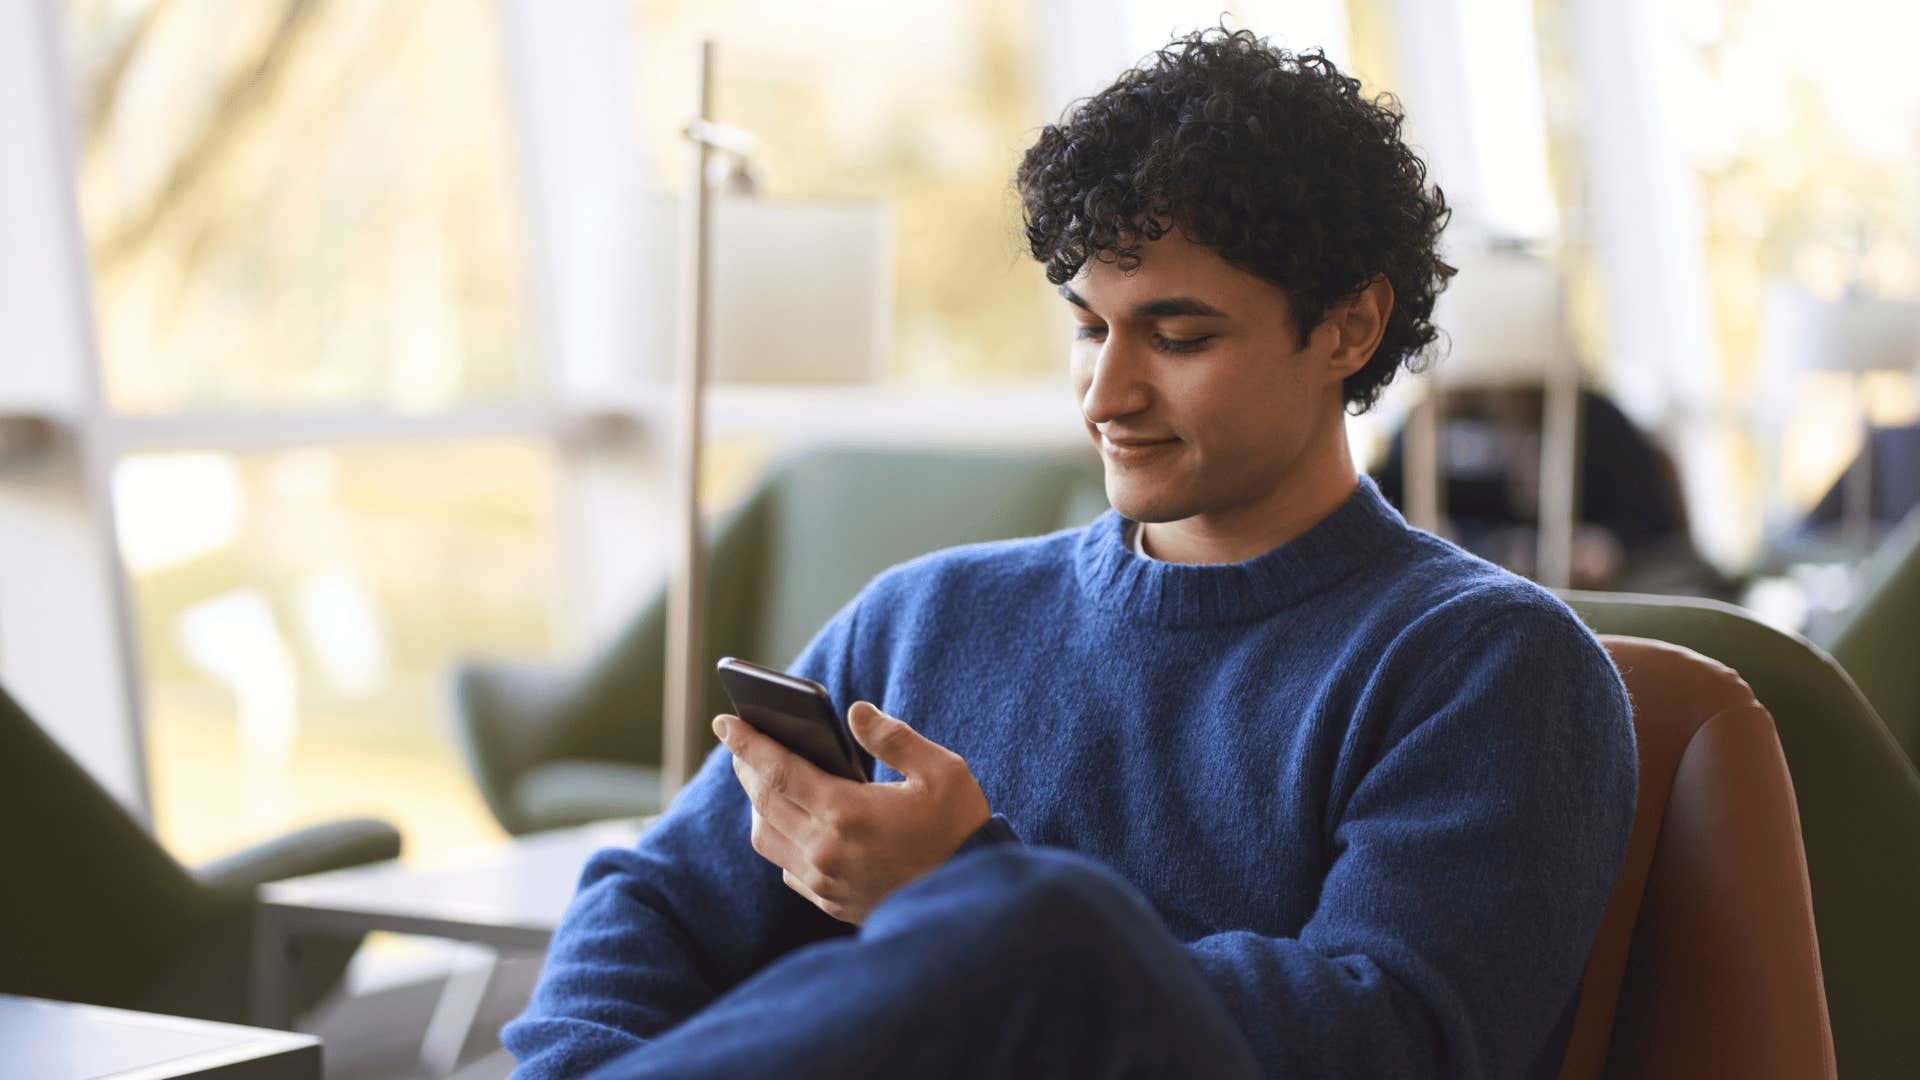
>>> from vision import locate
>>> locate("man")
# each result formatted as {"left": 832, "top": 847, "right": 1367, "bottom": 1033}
{"left": 505, "top": 26, "right": 1636, "bottom": 1079}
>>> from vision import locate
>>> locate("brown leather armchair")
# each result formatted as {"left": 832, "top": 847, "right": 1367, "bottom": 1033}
{"left": 1558, "top": 636, "right": 1837, "bottom": 1079}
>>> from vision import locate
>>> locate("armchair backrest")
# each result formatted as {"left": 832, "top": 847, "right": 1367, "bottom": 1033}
{"left": 0, "top": 683, "right": 201, "bottom": 1007}
{"left": 746, "top": 444, "right": 1108, "bottom": 673}
{"left": 1814, "top": 504, "right": 1920, "bottom": 763}
{"left": 1562, "top": 591, "right": 1920, "bottom": 1078}
{"left": 1557, "top": 637, "right": 1834, "bottom": 1078}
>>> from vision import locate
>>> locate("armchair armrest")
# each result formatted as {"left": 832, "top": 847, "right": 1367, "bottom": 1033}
{"left": 193, "top": 816, "right": 402, "bottom": 892}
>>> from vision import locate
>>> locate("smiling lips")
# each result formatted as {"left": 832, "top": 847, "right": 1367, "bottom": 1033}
{"left": 1100, "top": 434, "right": 1178, "bottom": 462}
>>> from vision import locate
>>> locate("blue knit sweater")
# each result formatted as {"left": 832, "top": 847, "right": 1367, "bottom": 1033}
{"left": 504, "top": 477, "right": 1637, "bottom": 1078}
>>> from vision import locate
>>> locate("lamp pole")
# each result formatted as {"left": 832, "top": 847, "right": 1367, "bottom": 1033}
{"left": 662, "top": 42, "right": 764, "bottom": 798}
{"left": 662, "top": 39, "right": 717, "bottom": 799}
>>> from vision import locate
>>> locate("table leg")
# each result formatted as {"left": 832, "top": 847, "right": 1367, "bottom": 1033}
{"left": 250, "top": 905, "right": 296, "bottom": 1030}
{"left": 418, "top": 943, "right": 500, "bottom": 1077}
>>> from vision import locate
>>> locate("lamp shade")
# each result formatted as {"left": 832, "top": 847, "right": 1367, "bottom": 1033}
{"left": 1426, "top": 247, "right": 1569, "bottom": 388}
{"left": 1760, "top": 283, "right": 1920, "bottom": 378}
{"left": 638, "top": 193, "right": 893, "bottom": 385}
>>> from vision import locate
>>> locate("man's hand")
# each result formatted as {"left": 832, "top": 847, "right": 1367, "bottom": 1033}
{"left": 713, "top": 702, "right": 991, "bottom": 925}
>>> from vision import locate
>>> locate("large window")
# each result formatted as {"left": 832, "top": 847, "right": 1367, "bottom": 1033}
{"left": 64, "top": 0, "right": 544, "bottom": 860}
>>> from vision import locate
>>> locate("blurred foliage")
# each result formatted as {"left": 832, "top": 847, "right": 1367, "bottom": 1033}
{"left": 124, "top": 443, "right": 557, "bottom": 702}
{"left": 64, "top": 0, "right": 528, "bottom": 411}
{"left": 1533, "top": 0, "right": 1920, "bottom": 394}
{"left": 119, "top": 440, "right": 557, "bottom": 861}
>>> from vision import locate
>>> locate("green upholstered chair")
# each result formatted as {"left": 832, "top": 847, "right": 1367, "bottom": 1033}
{"left": 1810, "top": 506, "right": 1920, "bottom": 766}
{"left": 1562, "top": 590, "right": 1920, "bottom": 1080}
{"left": 449, "top": 443, "right": 1108, "bottom": 836}
{"left": 0, "top": 682, "right": 400, "bottom": 1025}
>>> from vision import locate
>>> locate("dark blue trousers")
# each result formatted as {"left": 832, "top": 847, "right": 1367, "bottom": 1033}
{"left": 589, "top": 844, "right": 1261, "bottom": 1079}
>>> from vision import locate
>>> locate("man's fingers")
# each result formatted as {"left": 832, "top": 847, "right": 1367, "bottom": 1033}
{"left": 717, "top": 714, "right": 867, "bottom": 849}
{"left": 715, "top": 714, "right": 833, "bottom": 815}
{"left": 753, "top": 807, "right": 851, "bottom": 914}
{"left": 782, "top": 868, "right": 851, "bottom": 923}
{"left": 735, "top": 754, "right": 814, "bottom": 840}
{"left": 781, "top": 867, "right": 822, "bottom": 903}
{"left": 846, "top": 701, "right": 950, "bottom": 781}
{"left": 748, "top": 808, "right": 806, "bottom": 873}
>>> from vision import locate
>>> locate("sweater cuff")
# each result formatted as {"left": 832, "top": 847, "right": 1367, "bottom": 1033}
{"left": 954, "top": 813, "right": 1021, "bottom": 857}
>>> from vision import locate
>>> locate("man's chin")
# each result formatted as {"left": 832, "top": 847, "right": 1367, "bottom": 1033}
{"left": 1103, "top": 481, "right": 1188, "bottom": 526}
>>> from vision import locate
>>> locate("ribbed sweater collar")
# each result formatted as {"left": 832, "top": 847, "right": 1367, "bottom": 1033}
{"left": 1073, "top": 475, "right": 1410, "bottom": 627}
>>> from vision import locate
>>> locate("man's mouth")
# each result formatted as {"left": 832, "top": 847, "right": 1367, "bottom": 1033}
{"left": 1100, "top": 435, "right": 1178, "bottom": 462}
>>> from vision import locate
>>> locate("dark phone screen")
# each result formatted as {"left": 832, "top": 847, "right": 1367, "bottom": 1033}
{"left": 715, "top": 657, "right": 869, "bottom": 782}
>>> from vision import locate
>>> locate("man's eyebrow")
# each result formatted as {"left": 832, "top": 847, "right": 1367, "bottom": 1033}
{"left": 1057, "top": 285, "right": 1228, "bottom": 319}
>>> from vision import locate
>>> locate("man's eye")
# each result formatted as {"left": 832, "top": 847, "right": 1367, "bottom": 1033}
{"left": 1073, "top": 326, "right": 1211, "bottom": 354}
{"left": 1155, "top": 334, "right": 1211, "bottom": 354}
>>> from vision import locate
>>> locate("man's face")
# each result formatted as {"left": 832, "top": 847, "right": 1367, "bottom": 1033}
{"left": 1065, "top": 228, "right": 1352, "bottom": 531}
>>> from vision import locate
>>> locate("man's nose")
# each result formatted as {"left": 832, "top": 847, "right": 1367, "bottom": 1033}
{"left": 1080, "top": 336, "right": 1151, "bottom": 424}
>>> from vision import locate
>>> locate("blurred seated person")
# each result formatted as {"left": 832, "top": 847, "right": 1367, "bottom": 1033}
{"left": 1373, "top": 384, "right": 1727, "bottom": 595}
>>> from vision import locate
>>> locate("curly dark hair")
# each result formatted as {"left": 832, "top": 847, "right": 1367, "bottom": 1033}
{"left": 1015, "top": 26, "right": 1454, "bottom": 412}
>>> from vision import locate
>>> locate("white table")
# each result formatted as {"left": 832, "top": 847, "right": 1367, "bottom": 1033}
{"left": 1, "top": 993, "right": 319, "bottom": 1079}
{"left": 251, "top": 817, "right": 651, "bottom": 1074}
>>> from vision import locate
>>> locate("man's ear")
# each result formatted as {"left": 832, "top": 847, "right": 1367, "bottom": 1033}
{"left": 1324, "top": 275, "right": 1394, "bottom": 379}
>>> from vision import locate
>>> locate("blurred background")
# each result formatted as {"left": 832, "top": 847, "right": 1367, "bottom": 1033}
{"left": 5, "top": 0, "right": 1920, "bottom": 1067}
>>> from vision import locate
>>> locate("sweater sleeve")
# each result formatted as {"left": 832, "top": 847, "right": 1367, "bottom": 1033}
{"left": 1184, "top": 603, "right": 1637, "bottom": 1079}
{"left": 953, "top": 812, "right": 1022, "bottom": 855}
{"left": 500, "top": 593, "right": 870, "bottom": 1079}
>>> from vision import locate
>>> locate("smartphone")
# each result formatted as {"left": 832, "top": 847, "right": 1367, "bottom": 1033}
{"left": 715, "top": 656, "right": 869, "bottom": 782}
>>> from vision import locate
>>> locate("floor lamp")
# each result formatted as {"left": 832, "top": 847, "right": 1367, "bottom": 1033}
{"left": 660, "top": 42, "right": 893, "bottom": 797}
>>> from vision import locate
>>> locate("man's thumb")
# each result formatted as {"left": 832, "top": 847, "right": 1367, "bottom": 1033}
{"left": 847, "top": 701, "right": 935, "bottom": 776}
